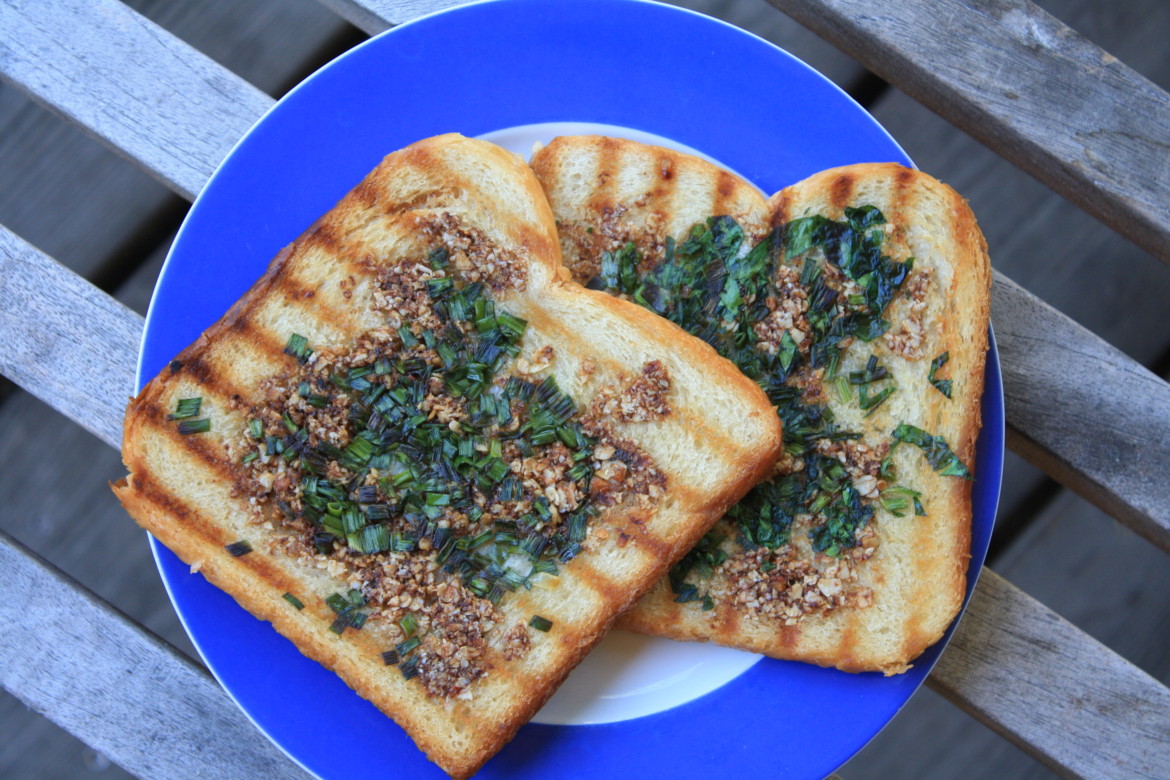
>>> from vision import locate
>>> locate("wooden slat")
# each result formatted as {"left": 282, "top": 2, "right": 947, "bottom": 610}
{"left": 0, "top": 226, "right": 141, "bottom": 450}
{"left": 0, "top": 528, "right": 305, "bottom": 779}
{"left": 767, "top": 0, "right": 1170, "bottom": 268}
{"left": 930, "top": 569, "right": 1170, "bottom": 778}
{"left": 993, "top": 270, "right": 1170, "bottom": 554}
{"left": 316, "top": 0, "right": 459, "bottom": 35}
{"left": 0, "top": 0, "right": 273, "bottom": 199}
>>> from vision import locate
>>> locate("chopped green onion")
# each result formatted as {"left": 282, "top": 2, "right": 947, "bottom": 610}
{"left": 168, "top": 397, "right": 202, "bottom": 420}
{"left": 528, "top": 615, "right": 553, "bottom": 632}
{"left": 178, "top": 418, "right": 211, "bottom": 435}
{"left": 224, "top": 540, "right": 251, "bottom": 557}
{"left": 892, "top": 423, "right": 972, "bottom": 479}
{"left": 400, "top": 613, "right": 418, "bottom": 637}
{"left": 282, "top": 592, "right": 304, "bottom": 610}
{"left": 929, "top": 352, "right": 953, "bottom": 398}
{"left": 284, "top": 333, "right": 312, "bottom": 363}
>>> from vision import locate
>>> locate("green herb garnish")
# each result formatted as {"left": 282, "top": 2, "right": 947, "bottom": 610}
{"left": 177, "top": 418, "right": 211, "bottom": 435}
{"left": 892, "top": 423, "right": 971, "bottom": 479}
{"left": 225, "top": 540, "right": 252, "bottom": 557}
{"left": 282, "top": 592, "right": 304, "bottom": 610}
{"left": 929, "top": 352, "right": 953, "bottom": 398}
{"left": 168, "top": 397, "right": 202, "bottom": 420}
{"left": 284, "top": 333, "right": 312, "bottom": 363}
{"left": 529, "top": 615, "right": 553, "bottom": 632}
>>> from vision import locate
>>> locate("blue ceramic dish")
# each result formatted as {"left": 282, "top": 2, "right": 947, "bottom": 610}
{"left": 138, "top": 2, "right": 1004, "bottom": 777}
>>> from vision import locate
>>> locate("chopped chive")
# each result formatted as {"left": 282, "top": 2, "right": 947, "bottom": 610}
{"left": 329, "top": 613, "right": 351, "bottom": 634}
{"left": 400, "top": 654, "right": 420, "bottom": 680}
{"left": 178, "top": 418, "right": 211, "bottom": 435}
{"left": 529, "top": 615, "right": 553, "bottom": 632}
{"left": 396, "top": 635, "right": 421, "bottom": 655}
{"left": 241, "top": 452, "right": 259, "bottom": 464}
{"left": 325, "top": 593, "right": 349, "bottom": 614}
{"left": 282, "top": 592, "right": 304, "bottom": 610}
{"left": 400, "top": 612, "right": 418, "bottom": 637}
{"left": 284, "top": 333, "right": 312, "bottom": 363}
{"left": 168, "top": 397, "right": 202, "bottom": 420}
{"left": 224, "top": 540, "right": 252, "bottom": 557}
{"left": 247, "top": 419, "right": 264, "bottom": 439}
{"left": 382, "top": 649, "right": 400, "bottom": 666}
{"left": 929, "top": 351, "right": 953, "bottom": 398}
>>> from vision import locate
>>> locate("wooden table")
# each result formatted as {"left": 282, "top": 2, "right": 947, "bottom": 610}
{"left": 2, "top": 1, "right": 1168, "bottom": 777}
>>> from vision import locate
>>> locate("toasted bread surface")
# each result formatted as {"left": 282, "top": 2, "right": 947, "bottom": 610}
{"left": 115, "top": 134, "right": 782, "bottom": 777}
{"left": 531, "top": 135, "right": 990, "bottom": 674}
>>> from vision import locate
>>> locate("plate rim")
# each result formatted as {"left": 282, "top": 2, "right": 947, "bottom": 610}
{"left": 136, "top": 1, "right": 1005, "bottom": 777}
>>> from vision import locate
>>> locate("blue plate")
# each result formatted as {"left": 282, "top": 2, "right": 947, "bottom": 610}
{"left": 139, "top": 1, "right": 1004, "bottom": 777}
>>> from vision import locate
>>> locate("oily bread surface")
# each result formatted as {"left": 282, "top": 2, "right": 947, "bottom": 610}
{"left": 115, "top": 134, "right": 782, "bottom": 778}
{"left": 530, "top": 135, "right": 990, "bottom": 674}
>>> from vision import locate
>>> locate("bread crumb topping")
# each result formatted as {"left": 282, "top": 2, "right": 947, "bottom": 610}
{"left": 588, "top": 360, "right": 673, "bottom": 423}
{"left": 884, "top": 269, "right": 932, "bottom": 361}
{"left": 225, "top": 236, "right": 663, "bottom": 698}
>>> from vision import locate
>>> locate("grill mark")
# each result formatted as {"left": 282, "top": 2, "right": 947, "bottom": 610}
{"left": 129, "top": 469, "right": 303, "bottom": 599}
{"left": 563, "top": 559, "right": 625, "bottom": 607}
{"left": 169, "top": 354, "right": 255, "bottom": 405}
{"left": 889, "top": 165, "right": 916, "bottom": 231}
{"left": 141, "top": 401, "right": 243, "bottom": 485}
{"left": 713, "top": 170, "right": 738, "bottom": 217}
{"left": 658, "top": 155, "right": 675, "bottom": 182}
{"left": 769, "top": 192, "right": 792, "bottom": 230}
{"left": 778, "top": 623, "right": 800, "bottom": 649}
{"left": 829, "top": 173, "right": 856, "bottom": 210}
{"left": 838, "top": 612, "right": 859, "bottom": 666}
{"left": 719, "top": 597, "right": 741, "bottom": 636}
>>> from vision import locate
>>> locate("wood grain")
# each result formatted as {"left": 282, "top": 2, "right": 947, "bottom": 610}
{"left": 767, "top": 0, "right": 1170, "bottom": 267}
{"left": 0, "top": 226, "right": 141, "bottom": 449}
{"left": 930, "top": 568, "right": 1170, "bottom": 778}
{"left": 0, "top": 0, "right": 273, "bottom": 199}
{"left": 0, "top": 528, "right": 305, "bottom": 779}
{"left": 994, "top": 270, "right": 1170, "bottom": 554}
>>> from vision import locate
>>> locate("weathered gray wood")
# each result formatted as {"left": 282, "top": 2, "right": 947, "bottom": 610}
{"left": 0, "top": 226, "right": 141, "bottom": 450}
{"left": 0, "top": 0, "right": 273, "bottom": 200}
{"left": 929, "top": 568, "right": 1170, "bottom": 778}
{"left": 993, "top": 271, "right": 1170, "bottom": 554}
{"left": 865, "top": 0, "right": 1170, "bottom": 523}
{"left": 767, "top": 0, "right": 1170, "bottom": 268}
{"left": 0, "top": 528, "right": 306, "bottom": 780}
{"left": 0, "top": 0, "right": 353, "bottom": 281}
{"left": 315, "top": 0, "right": 458, "bottom": 34}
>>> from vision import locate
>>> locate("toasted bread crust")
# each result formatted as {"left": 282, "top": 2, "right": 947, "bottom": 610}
{"left": 115, "top": 134, "right": 781, "bottom": 777}
{"left": 531, "top": 137, "right": 990, "bottom": 674}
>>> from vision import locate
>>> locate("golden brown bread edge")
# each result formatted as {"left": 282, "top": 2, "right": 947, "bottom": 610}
{"left": 114, "top": 134, "right": 782, "bottom": 777}
{"left": 530, "top": 135, "right": 991, "bottom": 674}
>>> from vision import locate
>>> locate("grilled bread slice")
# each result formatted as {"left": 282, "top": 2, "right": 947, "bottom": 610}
{"left": 531, "top": 135, "right": 990, "bottom": 674}
{"left": 113, "top": 134, "right": 782, "bottom": 778}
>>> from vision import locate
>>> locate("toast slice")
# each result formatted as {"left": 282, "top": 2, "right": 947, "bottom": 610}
{"left": 113, "top": 134, "right": 782, "bottom": 777}
{"left": 531, "top": 135, "right": 990, "bottom": 674}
